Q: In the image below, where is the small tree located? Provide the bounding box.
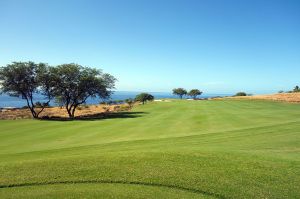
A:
[135,93,154,105]
[0,62,54,118]
[51,64,116,118]
[125,98,134,109]
[293,86,300,92]
[172,88,187,99]
[234,92,247,96]
[188,89,202,99]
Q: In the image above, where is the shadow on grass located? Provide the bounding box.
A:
[39,111,148,121]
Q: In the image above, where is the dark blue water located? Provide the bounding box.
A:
[0,91,229,108]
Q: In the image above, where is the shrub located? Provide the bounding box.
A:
[293,86,300,92]
[234,92,247,96]
[125,98,134,109]
[135,93,154,104]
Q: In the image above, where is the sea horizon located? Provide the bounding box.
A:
[0,91,231,108]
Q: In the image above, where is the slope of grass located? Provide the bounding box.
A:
[0,100,299,198]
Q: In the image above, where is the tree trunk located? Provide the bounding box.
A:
[65,97,89,119]
[67,110,73,118]
[66,104,73,118]
[66,103,77,119]
[68,109,74,118]
[36,100,50,118]
[24,97,38,118]
[29,107,38,118]
[71,105,77,118]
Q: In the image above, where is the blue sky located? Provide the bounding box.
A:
[0,0,299,94]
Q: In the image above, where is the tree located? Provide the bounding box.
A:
[125,98,134,109]
[172,88,187,99]
[51,64,116,118]
[135,93,154,105]
[188,89,202,99]
[234,92,247,96]
[293,86,300,92]
[0,62,54,118]
[35,63,56,114]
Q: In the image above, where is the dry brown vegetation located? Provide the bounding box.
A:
[0,104,130,120]
[228,92,300,103]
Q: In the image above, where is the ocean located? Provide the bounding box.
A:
[0,91,229,108]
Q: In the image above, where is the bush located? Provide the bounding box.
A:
[135,93,154,104]
[234,92,247,96]
[35,102,43,108]
[34,102,51,108]
[293,86,300,92]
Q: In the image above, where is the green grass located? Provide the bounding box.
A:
[0,100,299,198]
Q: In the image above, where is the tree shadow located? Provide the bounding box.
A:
[39,111,147,121]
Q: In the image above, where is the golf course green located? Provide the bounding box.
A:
[0,100,299,198]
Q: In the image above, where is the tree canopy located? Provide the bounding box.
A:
[0,62,116,119]
[188,89,202,99]
[50,63,116,118]
[0,62,55,118]
[172,88,187,99]
[135,93,154,104]
[234,92,247,96]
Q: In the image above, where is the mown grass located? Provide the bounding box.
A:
[0,100,299,198]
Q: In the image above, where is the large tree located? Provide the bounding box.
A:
[172,88,187,99]
[135,93,154,105]
[188,89,202,99]
[0,62,54,118]
[51,64,116,118]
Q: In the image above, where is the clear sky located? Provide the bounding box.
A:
[0,0,299,94]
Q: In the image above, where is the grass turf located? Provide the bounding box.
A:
[0,100,299,198]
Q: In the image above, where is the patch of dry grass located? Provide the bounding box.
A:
[228,92,300,103]
[0,104,130,120]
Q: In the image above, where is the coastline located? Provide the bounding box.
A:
[0,92,230,108]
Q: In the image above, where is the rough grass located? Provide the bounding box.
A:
[0,100,299,198]
[0,104,129,120]
[228,92,300,103]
